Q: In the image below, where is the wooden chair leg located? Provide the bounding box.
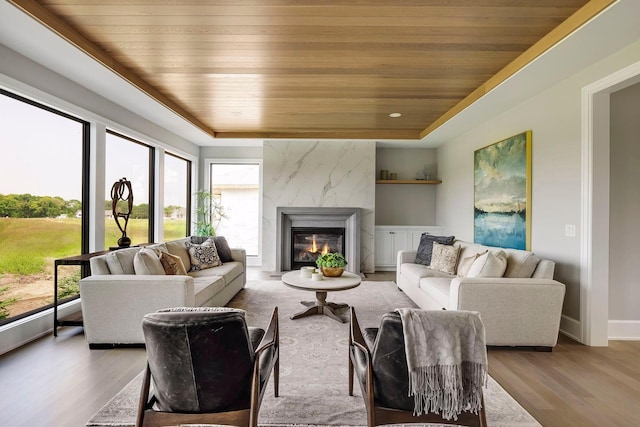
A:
[348,351,354,396]
[274,350,280,397]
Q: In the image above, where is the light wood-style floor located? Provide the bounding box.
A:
[1,269,638,427]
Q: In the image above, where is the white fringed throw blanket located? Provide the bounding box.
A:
[395,308,488,420]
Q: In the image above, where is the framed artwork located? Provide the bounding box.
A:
[474,131,531,250]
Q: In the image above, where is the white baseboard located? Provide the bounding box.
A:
[560,314,582,342]
[608,320,640,340]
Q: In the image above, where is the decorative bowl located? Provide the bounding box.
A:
[321,267,344,277]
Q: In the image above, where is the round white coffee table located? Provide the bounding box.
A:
[281,270,361,323]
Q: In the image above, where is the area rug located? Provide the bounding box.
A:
[87,280,541,427]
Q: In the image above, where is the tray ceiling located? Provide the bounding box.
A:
[9,0,612,140]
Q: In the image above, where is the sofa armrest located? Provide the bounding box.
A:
[231,248,247,281]
[79,275,196,345]
[449,277,566,347]
[397,250,417,271]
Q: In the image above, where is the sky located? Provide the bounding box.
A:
[1,93,187,207]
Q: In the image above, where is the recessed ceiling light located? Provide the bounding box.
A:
[389,112,402,118]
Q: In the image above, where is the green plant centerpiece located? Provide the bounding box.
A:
[316,252,347,277]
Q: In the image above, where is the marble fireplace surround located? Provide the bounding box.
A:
[276,207,361,275]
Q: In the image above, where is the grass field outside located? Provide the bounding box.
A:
[0,217,187,320]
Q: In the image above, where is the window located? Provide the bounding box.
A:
[104,131,154,248]
[0,90,87,324]
[163,153,191,240]
[209,162,261,258]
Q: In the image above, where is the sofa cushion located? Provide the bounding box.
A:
[466,250,508,278]
[159,252,188,275]
[418,277,452,308]
[193,276,226,306]
[414,234,455,265]
[457,250,488,277]
[187,238,222,271]
[503,250,541,278]
[146,242,168,254]
[104,247,139,275]
[133,248,166,275]
[188,261,243,283]
[428,242,461,275]
[165,238,192,272]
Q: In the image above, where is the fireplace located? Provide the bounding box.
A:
[276,207,361,275]
[291,227,345,269]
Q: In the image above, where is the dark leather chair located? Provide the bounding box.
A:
[136,307,279,427]
[348,307,487,427]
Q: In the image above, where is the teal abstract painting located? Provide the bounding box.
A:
[474,131,531,250]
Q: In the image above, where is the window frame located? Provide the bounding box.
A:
[0,88,90,325]
[105,129,156,245]
[164,151,192,239]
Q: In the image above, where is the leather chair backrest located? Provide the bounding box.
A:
[370,312,414,411]
[142,310,255,413]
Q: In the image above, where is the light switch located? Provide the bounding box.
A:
[565,224,576,237]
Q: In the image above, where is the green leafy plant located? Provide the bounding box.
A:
[57,270,81,300]
[193,189,228,236]
[316,252,347,268]
[0,286,17,320]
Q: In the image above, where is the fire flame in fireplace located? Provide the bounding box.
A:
[308,235,330,255]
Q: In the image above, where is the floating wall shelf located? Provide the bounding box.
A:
[375,179,442,184]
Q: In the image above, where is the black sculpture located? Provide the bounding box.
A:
[111,177,133,249]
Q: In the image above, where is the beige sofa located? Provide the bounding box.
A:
[396,240,565,349]
[79,237,246,348]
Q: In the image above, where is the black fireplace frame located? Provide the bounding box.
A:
[290,227,346,270]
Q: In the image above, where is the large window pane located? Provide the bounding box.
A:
[105,131,152,248]
[163,153,190,240]
[0,91,85,323]
[210,163,260,257]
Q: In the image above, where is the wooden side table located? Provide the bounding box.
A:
[53,250,109,336]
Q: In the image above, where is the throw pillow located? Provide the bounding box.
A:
[415,233,456,266]
[457,250,489,277]
[428,242,461,275]
[159,252,188,275]
[466,250,508,278]
[187,238,221,271]
[213,236,234,263]
[133,248,166,275]
[190,235,234,263]
[503,251,541,278]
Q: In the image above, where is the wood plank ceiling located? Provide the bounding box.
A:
[10,0,611,141]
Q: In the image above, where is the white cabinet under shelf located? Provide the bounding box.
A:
[374,226,444,271]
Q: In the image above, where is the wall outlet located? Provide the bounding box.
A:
[565,224,576,237]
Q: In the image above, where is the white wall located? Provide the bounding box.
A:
[262,140,376,273]
[436,39,640,331]
[609,81,640,322]
[375,148,438,226]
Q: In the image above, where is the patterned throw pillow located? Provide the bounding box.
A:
[159,252,188,275]
[190,235,234,263]
[428,242,461,275]
[186,238,221,271]
[415,233,456,265]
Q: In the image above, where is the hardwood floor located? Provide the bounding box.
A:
[0,269,638,427]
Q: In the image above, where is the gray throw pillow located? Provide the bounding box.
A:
[190,235,234,263]
[415,233,455,266]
